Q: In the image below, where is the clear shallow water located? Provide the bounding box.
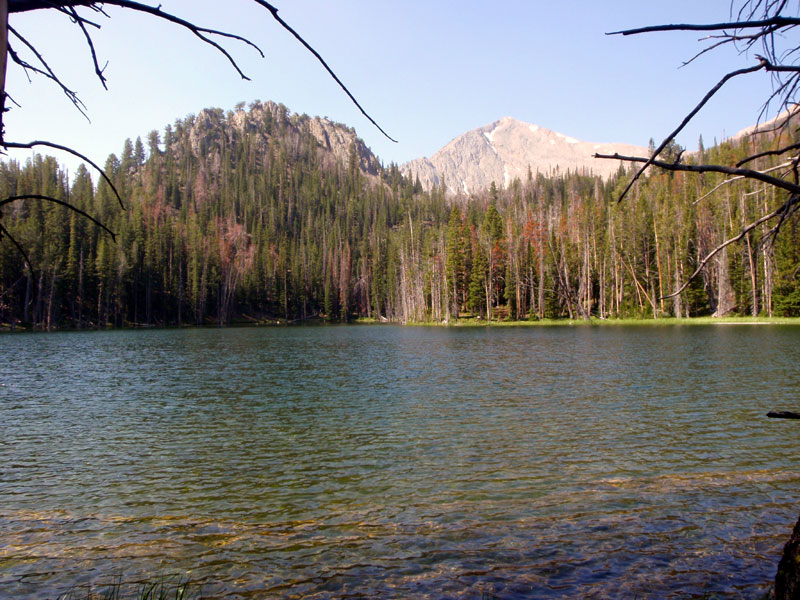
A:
[1,324,800,599]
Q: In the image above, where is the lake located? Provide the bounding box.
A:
[2,324,800,598]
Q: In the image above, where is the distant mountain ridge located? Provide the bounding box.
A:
[401,117,648,194]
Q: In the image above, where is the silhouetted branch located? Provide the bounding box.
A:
[7,25,89,117]
[660,194,800,299]
[65,5,107,90]
[693,156,800,203]
[608,17,800,36]
[737,142,800,166]
[6,1,395,141]
[3,140,124,209]
[0,194,117,240]
[0,221,34,274]
[250,0,398,143]
[595,152,800,195]
[611,61,768,203]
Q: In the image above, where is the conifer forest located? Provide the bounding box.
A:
[1,100,799,329]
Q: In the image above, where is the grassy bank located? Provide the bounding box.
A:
[355,315,800,327]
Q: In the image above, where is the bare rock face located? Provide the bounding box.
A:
[776,513,800,600]
[402,116,647,194]
[308,116,380,176]
[182,101,379,178]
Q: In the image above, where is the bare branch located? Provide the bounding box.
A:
[596,149,800,195]
[66,5,107,89]
[7,0,396,142]
[0,194,117,240]
[691,156,800,203]
[7,26,89,118]
[608,16,800,36]
[3,140,124,209]
[250,0,398,143]
[662,194,800,299]
[0,221,34,275]
[737,142,800,166]
[614,60,768,203]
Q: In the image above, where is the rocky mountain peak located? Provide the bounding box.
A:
[181,101,380,177]
[402,117,647,194]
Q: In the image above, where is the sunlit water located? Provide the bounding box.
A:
[2,324,800,599]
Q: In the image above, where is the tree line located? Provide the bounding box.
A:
[0,100,798,329]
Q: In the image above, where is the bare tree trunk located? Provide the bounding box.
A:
[713,246,736,317]
[673,254,683,318]
[654,223,665,315]
[745,231,758,316]
[23,271,31,323]
[46,266,56,330]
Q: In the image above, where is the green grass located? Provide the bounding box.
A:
[354,315,800,327]
[57,578,195,600]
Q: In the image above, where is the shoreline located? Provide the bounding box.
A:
[4,315,800,333]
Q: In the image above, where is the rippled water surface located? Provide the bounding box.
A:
[2,324,800,598]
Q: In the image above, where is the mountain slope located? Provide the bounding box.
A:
[402,117,647,194]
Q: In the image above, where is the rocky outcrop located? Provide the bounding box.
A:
[182,101,380,178]
[401,116,648,194]
[776,513,800,599]
[307,116,380,176]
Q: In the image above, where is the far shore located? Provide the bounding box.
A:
[4,315,800,332]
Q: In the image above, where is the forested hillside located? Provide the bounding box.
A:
[0,100,798,329]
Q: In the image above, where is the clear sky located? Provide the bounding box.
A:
[4,1,780,178]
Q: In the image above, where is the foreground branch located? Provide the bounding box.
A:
[0,194,117,240]
[595,152,800,196]
[609,16,800,36]
[0,221,33,273]
[665,195,799,299]
[3,140,125,209]
[612,60,768,203]
[7,0,396,142]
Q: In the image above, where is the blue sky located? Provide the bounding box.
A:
[4,1,779,177]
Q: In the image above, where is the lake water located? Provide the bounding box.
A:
[2,324,800,599]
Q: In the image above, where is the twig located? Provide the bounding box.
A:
[595,152,800,196]
[661,194,800,299]
[0,194,117,240]
[737,142,800,166]
[7,0,396,141]
[4,140,124,209]
[66,5,107,89]
[250,0,397,142]
[691,156,800,204]
[612,60,768,203]
[608,16,800,36]
[8,26,89,118]
[0,221,34,275]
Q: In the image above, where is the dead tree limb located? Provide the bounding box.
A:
[610,60,768,203]
[5,0,396,142]
[594,152,800,196]
[0,194,117,239]
[0,221,32,273]
[767,411,800,419]
[3,140,124,208]
[662,194,799,299]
